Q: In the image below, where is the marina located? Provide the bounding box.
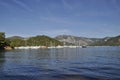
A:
[14,46,83,49]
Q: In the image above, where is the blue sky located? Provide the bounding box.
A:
[0,0,120,38]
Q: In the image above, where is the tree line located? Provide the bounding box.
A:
[10,35,63,47]
[0,32,63,49]
[0,32,10,50]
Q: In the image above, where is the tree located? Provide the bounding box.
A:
[27,35,63,46]
[10,38,25,47]
[0,32,5,49]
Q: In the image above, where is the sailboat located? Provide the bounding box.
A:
[82,45,87,48]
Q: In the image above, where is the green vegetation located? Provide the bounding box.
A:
[26,35,63,46]
[92,36,120,46]
[0,32,120,49]
[0,33,63,49]
[0,32,11,50]
[104,36,120,46]
[9,35,63,47]
[0,32,5,49]
[10,38,25,47]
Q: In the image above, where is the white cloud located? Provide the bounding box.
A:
[13,0,32,12]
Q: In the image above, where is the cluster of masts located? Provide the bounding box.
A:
[15,36,87,49]
[15,45,86,49]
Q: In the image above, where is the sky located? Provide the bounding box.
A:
[0,0,120,38]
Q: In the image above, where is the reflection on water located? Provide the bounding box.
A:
[0,46,120,80]
[0,51,5,64]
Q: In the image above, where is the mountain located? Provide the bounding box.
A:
[55,35,102,46]
[89,35,120,46]
[55,35,120,46]
[6,35,120,47]
[26,35,63,46]
[105,35,120,46]
[8,35,63,47]
[7,36,25,40]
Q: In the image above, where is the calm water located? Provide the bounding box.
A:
[0,46,120,80]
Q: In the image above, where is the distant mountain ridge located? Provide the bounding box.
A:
[7,36,25,40]
[93,35,120,46]
[55,35,102,46]
[106,35,120,46]
[7,34,120,46]
[55,35,120,46]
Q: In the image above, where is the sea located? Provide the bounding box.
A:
[0,46,120,80]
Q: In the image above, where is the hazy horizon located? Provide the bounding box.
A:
[1,0,120,38]
[6,33,119,39]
